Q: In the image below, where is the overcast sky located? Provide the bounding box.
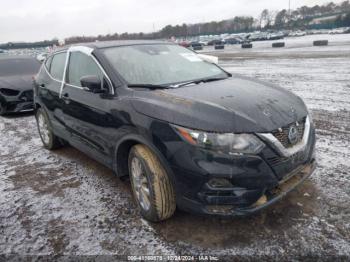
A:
[0,0,344,42]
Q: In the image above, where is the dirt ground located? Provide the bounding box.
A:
[1,35,350,260]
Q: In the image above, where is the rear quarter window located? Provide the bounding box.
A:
[45,56,53,71]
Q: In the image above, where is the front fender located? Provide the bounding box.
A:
[113,133,178,193]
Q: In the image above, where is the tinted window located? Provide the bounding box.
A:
[0,57,40,77]
[67,52,103,87]
[50,52,67,80]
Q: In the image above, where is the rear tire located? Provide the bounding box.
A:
[128,144,176,222]
[35,108,63,150]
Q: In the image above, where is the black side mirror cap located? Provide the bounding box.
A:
[80,75,104,93]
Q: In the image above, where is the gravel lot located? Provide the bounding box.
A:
[1,35,349,260]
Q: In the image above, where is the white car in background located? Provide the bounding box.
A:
[289,30,307,37]
[329,27,350,34]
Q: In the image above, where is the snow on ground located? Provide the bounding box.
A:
[0,34,349,260]
[0,115,174,256]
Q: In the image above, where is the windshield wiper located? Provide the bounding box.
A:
[171,77,227,88]
[128,84,170,90]
[128,77,227,89]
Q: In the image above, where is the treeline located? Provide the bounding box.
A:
[272,1,350,29]
[0,40,59,50]
[64,1,350,44]
[333,12,350,27]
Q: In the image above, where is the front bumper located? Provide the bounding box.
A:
[1,89,34,113]
[161,123,316,217]
[225,160,316,216]
[2,96,34,113]
[177,159,316,216]
[4,100,34,113]
[151,118,316,217]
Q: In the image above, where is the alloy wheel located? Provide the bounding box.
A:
[130,157,151,211]
[37,112,50,145]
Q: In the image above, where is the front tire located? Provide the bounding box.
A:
[35,108,62,150]
[128,144,176,222]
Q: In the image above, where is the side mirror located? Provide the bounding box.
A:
[80,75,104,93]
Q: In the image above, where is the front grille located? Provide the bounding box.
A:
[0,88,20,96]
[265,150,309,180]
[19,90,34,101]
[271,117,306,148]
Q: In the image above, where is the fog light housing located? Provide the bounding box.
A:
[207,178,233,189]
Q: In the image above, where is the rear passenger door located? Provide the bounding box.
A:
[61,51,114,167]
[38,51,69,139]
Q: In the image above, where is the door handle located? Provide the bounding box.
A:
[62,93,70,103]
[39,84,45,88]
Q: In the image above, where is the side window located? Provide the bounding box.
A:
[45,56,53,71]
[67,51,104,87]
[50,52,67,80]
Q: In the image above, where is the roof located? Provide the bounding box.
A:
[81,40,172,49]
[49,40,175,55]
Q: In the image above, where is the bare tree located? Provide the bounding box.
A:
[259,9,270,29]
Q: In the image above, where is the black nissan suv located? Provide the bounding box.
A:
[33,41,316,222]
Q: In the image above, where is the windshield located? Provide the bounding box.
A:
[0,57,40,77]
[102,44,227,86]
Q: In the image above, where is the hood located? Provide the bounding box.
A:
[130,75,308,133]
[0,75,33,91]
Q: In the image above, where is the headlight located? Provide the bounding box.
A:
[173,125,265,154]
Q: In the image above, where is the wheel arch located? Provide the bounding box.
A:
[113,134,177,189]
[33,98,44,113]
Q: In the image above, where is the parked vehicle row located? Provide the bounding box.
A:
[246,31,284,41]
[180,37,242,50]
[328,27,350,34]
[175,26,350,47]
[288,30,307,37]
[175,31,285,46]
